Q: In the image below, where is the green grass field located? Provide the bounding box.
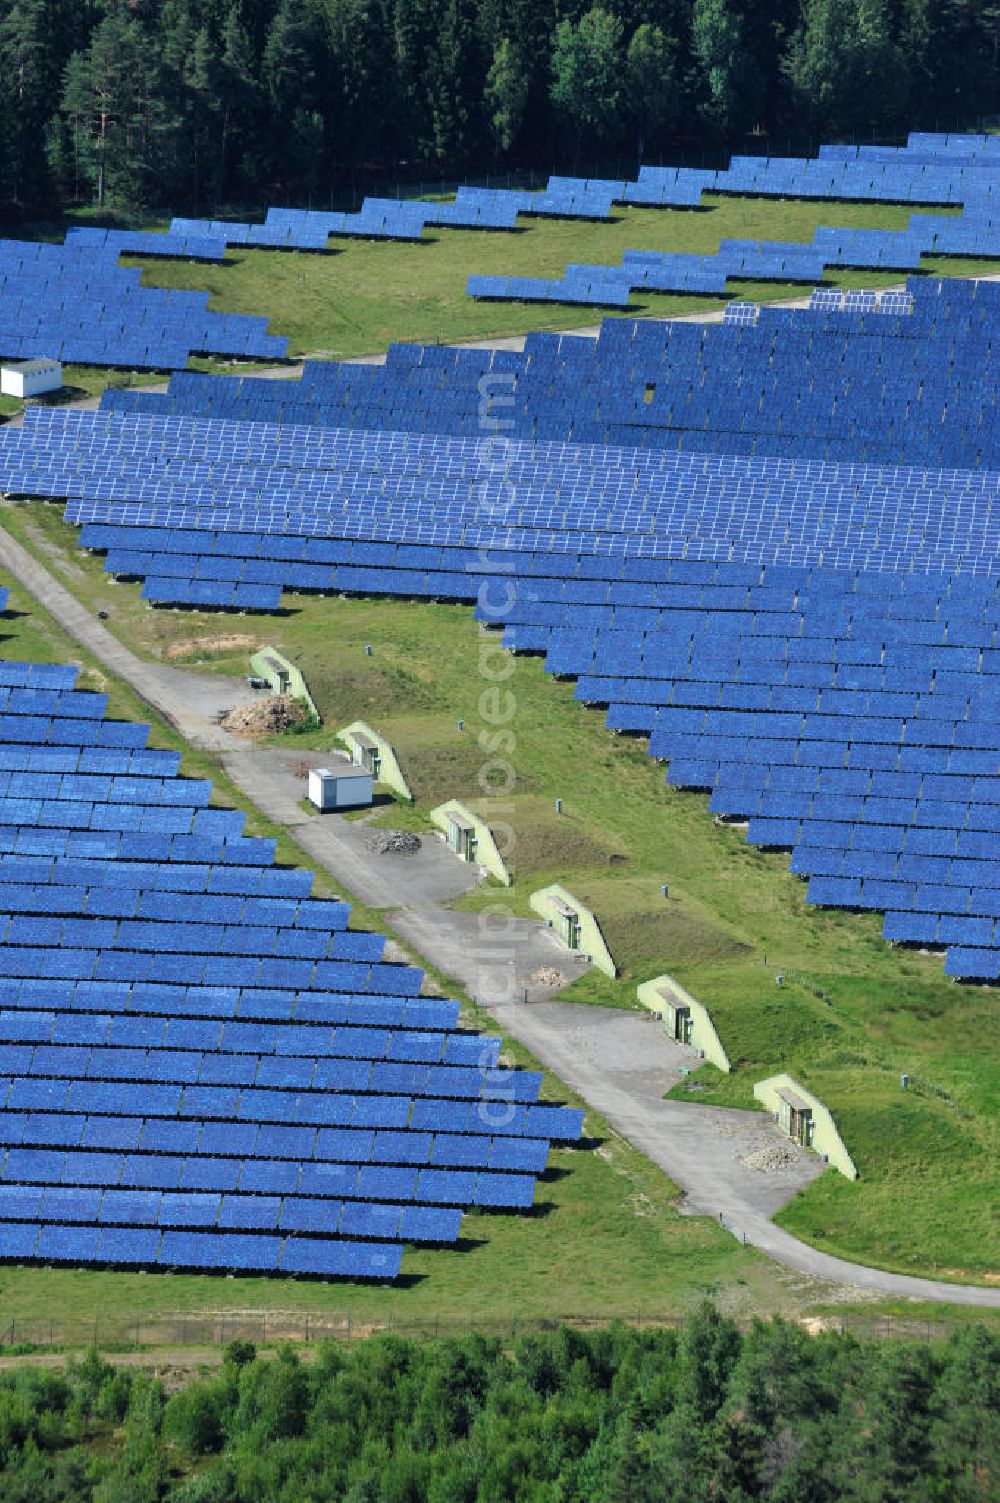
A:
[2,503,998,1289]
[112,194,969,360]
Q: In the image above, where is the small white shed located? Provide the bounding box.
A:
[308,763,373,811]
[1,359,63,398]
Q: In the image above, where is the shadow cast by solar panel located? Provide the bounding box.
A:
[567,1134,605,1155]
[146,601,301,619]
[441,223,533,235]
[533,1164,574,1184]
[463,1200,558,1220]
[435,1234,489,1254]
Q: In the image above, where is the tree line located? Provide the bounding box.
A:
[0,1306,996,1500]
[0,0,997,216]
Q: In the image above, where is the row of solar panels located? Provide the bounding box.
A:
[0,1223,402,1277]
[106,553,1000,631]
[71,522,1000,601]
[466,210,996,307]
[0,1010,491,1063]
[0,978,456,1031]
[0,1145,538,1210]
[0,1100,550,1172]
[62,494,1000,589]
[0,1040,532,1099]
[0,881,349,932]
[68,509,1000,585]
[0,1070,572,1141]
[147,133,1000,259]
[0,1186,455,1241]
[0,948,423,1000]
[12,409,1000,580]
[0,1114,550,1180]
[30,353,1000,455]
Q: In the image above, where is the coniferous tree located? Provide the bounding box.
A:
[262,0,327,187]
[0,0,54,204]
[484,36,527,158]
[323,0,395,172]
[217,4,261,198]
[425,0,478,167]
[0,0,992,214]
[61,5,154,207]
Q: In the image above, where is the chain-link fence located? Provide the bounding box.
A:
[0,1307,969,1355]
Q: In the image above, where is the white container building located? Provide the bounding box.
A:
[1,359,63,398]
[308,763,373,811]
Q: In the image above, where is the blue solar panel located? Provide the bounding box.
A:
[98,1226,161,1262]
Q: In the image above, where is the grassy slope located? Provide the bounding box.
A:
[0,562,799,1336]
[3,506,997,1287]
[112,195,962,359]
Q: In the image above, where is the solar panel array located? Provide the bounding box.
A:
[0,648,584,1274]
[0,238,285,370]
[467,218,974,308]
[466,132,1000,307]
[169,191,533,250]
[102,275,1000,470]
[2,281,1000,985]
[154,132,1000,263]
[63,227,227,263]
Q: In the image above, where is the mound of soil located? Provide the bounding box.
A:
[165,632,257,661]
[364,830,422,856]
[220,694,307,738]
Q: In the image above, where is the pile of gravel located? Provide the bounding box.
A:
[528,965,568,989]
[738,1143,801,1173]
[364,829,422,856]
